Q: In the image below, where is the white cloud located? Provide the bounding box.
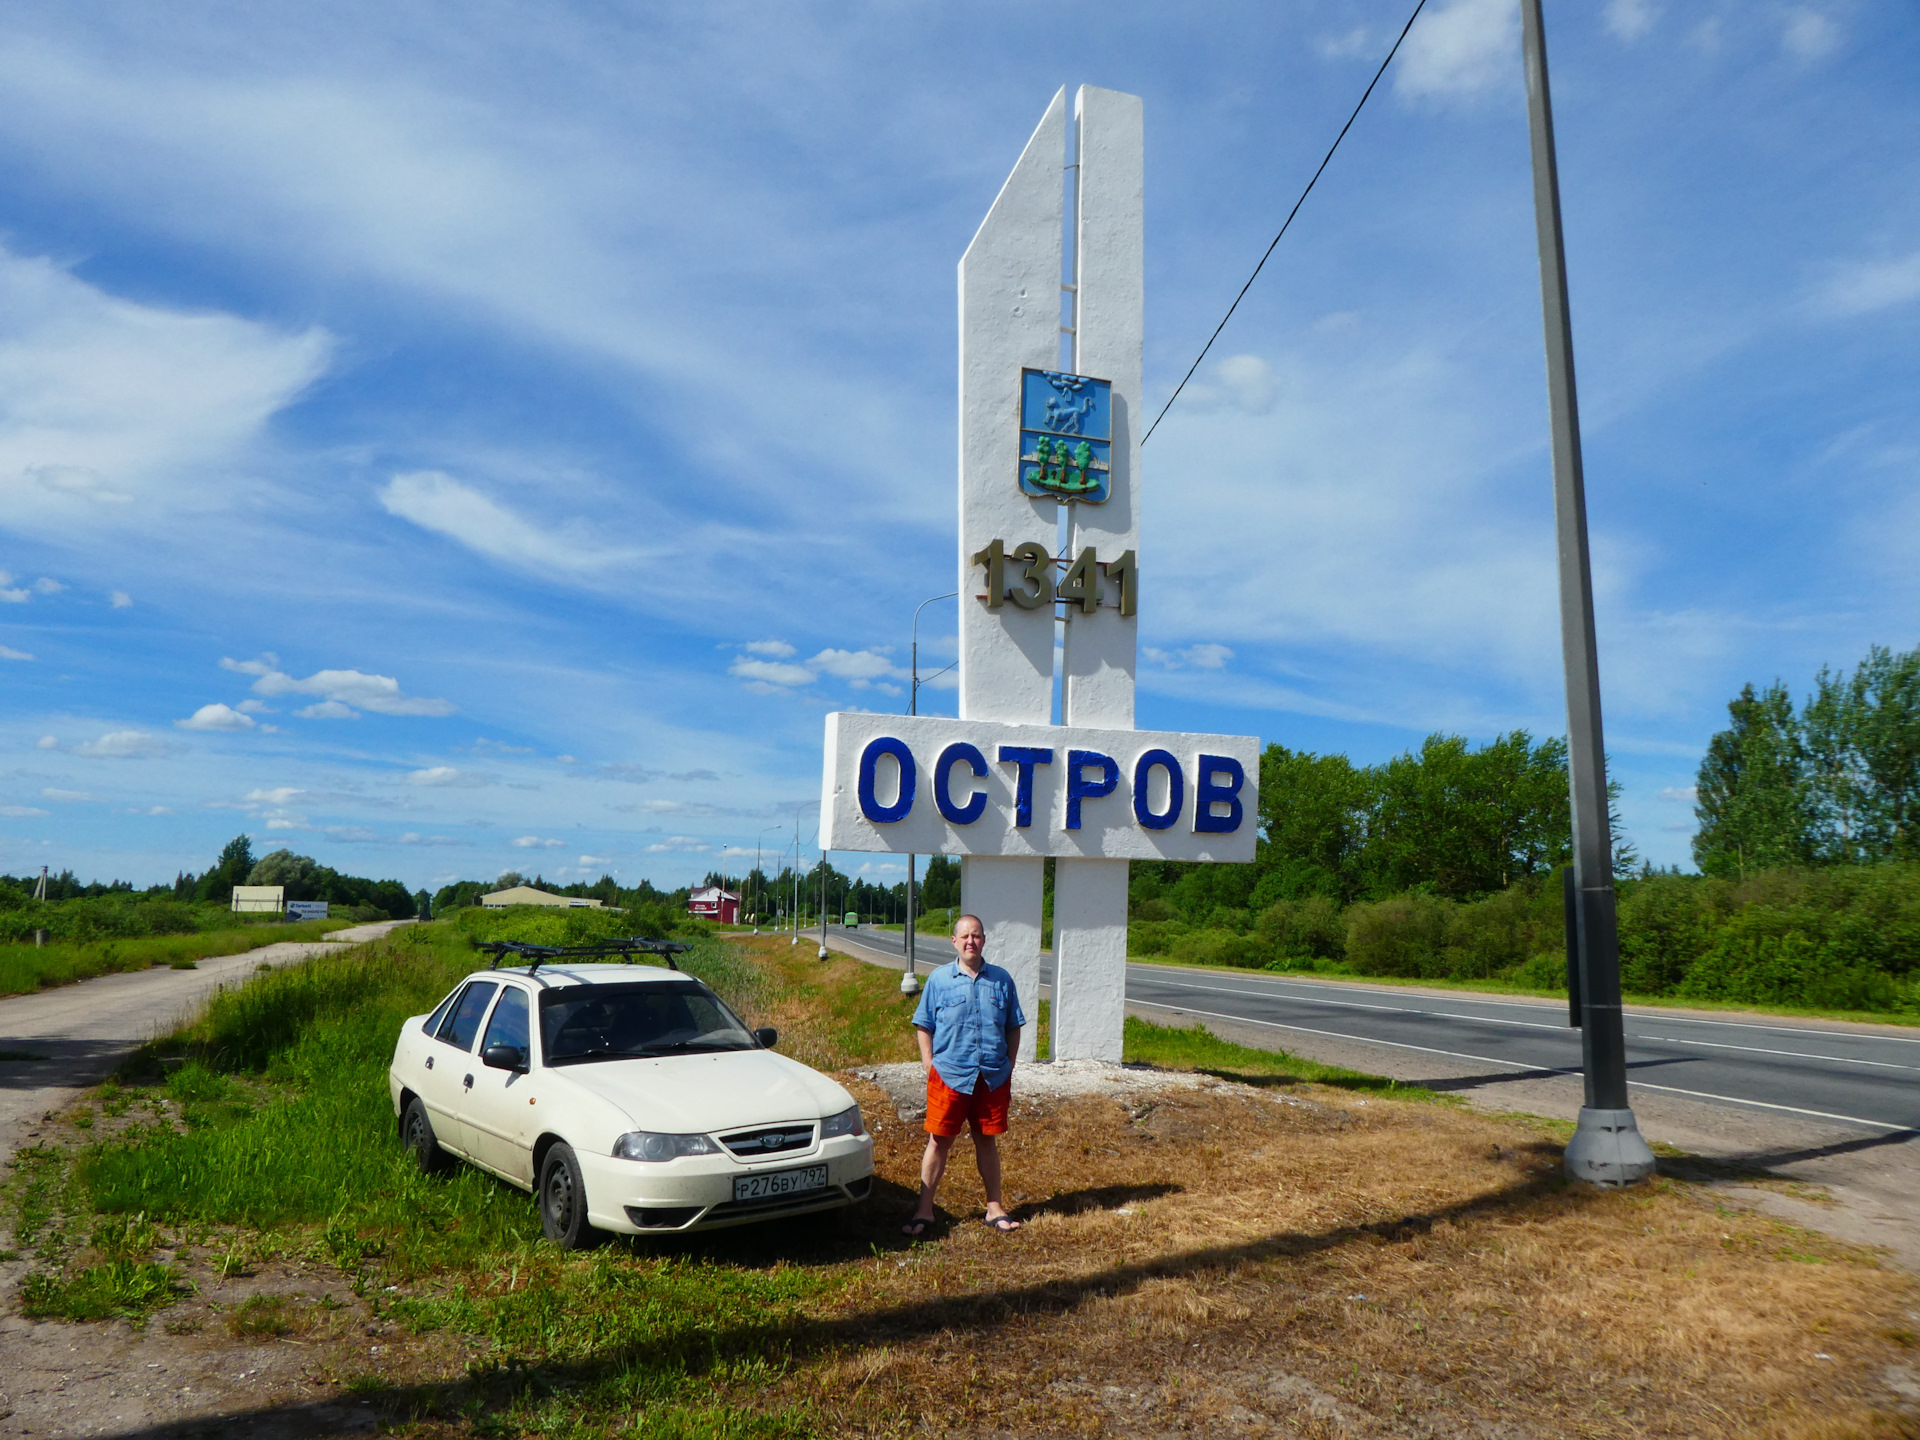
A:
[1395,0,1518,102]
[728,645,903,694]
[109,590,132,608]
[41,787,96,802]
[1659,785,1698,803]
[296,699,359,719]
[513,835,563,848]
[35,734,56,749]
[125,805,173,816]
[379,470,639,576]
[236,699,272,714]
[0,643,31,661]
[72,729,168,758]
[176,702,256,732]
[729,657,816,688]
[1176,355,1278,416]
[1817,252,1920,318]
[0,247,329,529]
[1782,8,1839,59]
[243,787,305,805]
[0,580,27,603]
[31,576,62,594]
[1604,0,1659,41]
[743,639,796,658]
[646,835,710,853]
[578,854,609,866]
[397,832,463,846]
[0,804,48,817]
[222,655,454,716]
[407,765,488,787]
[1319,26,1374,59]
[1144,643,1234,671]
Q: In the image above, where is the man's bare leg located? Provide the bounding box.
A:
[910,1132,958,1224]
[974,1133,1019,1229]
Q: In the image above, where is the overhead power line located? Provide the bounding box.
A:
[1142,0,1431,445]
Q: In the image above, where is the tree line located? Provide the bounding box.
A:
[1694,644,1920,877]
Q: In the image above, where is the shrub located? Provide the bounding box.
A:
[1256,896,1345,962]
[1345,894,1453,978]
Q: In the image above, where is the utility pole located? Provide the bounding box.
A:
[818,855,829,960]
[1522,0,1654,1186]
[901,590,954,996]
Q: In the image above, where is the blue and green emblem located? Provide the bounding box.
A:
[1019,368,1111,503]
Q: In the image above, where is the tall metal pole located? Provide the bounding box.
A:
[901,590,955,996]
[1522,0,1653,1186]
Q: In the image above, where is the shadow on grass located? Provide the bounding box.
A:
[79,1160,1579,1440]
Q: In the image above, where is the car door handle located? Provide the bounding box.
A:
[424,1055,434,1070]
[463,1074,474,1089]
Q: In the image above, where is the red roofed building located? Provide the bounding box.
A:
[687,885,741,925]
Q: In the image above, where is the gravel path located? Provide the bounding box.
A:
[0,921,411,1169]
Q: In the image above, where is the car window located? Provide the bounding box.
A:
[421,985,462,1036]
[539,982,755,1065]
[436,981,499,1052]
[481,987,530,1056]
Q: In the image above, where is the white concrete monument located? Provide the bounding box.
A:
[822,85,1258,1063]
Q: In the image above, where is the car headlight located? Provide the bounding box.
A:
[820,1104,865,1139]
[612,1131,720,1162]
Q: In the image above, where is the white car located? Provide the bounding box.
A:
[387,955,875,1246]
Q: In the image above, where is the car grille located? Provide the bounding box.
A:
[719,1123,815,1159]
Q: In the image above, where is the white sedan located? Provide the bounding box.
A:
[387,960,875,1246]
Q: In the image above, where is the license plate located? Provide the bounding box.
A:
[733,1164,829,1201]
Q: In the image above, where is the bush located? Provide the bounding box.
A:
[1256,896,1346,962]
[1345,894,1453,978]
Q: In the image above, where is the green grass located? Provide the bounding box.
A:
[0,918,356,999]
[31,918,852,1436]
[19,1261,187,1324]
[1120,1014,1444,1099]
[1126,951,1920,1028]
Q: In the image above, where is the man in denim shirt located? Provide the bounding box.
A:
[902,913,1027,1236]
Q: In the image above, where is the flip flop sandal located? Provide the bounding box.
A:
[900,1217,935,1238]
[985,1215,1021,1234]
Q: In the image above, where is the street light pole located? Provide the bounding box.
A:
[903,590,957,996]
[1521,0,1654,1187]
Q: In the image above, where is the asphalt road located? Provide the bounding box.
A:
[815,924,1920,1133]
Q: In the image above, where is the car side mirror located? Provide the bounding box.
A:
[753,1027,778,1049]
[482,1043,526,1072]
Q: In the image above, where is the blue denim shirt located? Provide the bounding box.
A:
[912,960,1027,1094]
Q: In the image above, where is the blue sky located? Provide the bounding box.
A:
[1,0,1915,892]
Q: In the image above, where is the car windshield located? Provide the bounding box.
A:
[538,981,756,1064]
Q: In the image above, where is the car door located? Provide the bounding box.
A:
[421,979,498,1157]
[460,984,536,1184]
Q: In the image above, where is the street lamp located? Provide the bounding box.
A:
[753,823,781,932]
[903,590,957,996]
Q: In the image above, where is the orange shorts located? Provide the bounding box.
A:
[925,1069,1012,1137]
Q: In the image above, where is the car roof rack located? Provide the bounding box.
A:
[473,938,692,973]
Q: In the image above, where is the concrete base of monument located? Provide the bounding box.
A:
[854,1058,1265,1126]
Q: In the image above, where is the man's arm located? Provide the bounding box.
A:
[916,1024,934,1069]
[1004,1024,1020,1073]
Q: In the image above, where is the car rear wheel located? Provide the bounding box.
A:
[403,1097,453,1176]
[539,1142,597,1249]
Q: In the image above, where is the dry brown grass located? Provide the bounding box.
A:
[776,1077,1920,1439]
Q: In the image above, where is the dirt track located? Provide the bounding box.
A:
[0,922,411,1171]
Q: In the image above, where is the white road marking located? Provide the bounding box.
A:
[1126,972,1917,1066]
[1129,1000,1910,1133]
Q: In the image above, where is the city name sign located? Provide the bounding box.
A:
[820,712,1258,863]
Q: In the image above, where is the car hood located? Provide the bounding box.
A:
[552,1048,855,1134]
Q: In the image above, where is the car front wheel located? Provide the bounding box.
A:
[403,1097,452,1176]
[539,1142,597,1249]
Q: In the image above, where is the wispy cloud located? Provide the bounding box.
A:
[222,655,454,717]
[72,730,168,759]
